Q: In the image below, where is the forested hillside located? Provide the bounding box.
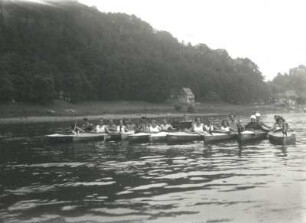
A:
[0,0,269,104]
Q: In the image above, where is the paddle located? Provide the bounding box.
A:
[208,124,213,136]
[282,122,287,138]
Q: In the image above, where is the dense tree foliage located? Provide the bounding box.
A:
[269,65,306,100]
[0,0,269,104]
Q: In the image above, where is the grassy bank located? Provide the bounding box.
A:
[0,100,283,124]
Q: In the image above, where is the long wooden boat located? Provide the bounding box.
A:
[105,131,135,142]
[149,132,168,143]
[166,132,204,144]
[46,133,107,143]
[128,132,151,143]
[204,132,238,144]
[237,130,267,144]
[121,131,135,140]
[268,132,296,145]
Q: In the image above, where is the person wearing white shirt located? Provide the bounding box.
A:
[220,120,230,132]
[117,119,128,133]
[149,119,161,133]
[204,118,215,132]
[160,119,173,131]
[95,119,107,133]
[191,117,205,133]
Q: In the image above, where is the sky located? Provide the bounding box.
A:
[77,0,306,80]
[23,0,306,80]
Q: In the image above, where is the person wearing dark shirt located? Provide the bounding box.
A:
[244,115,268,132]
[80,118,94,132]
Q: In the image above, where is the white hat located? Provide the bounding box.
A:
[255,112,261,117]
[250,115,256,120]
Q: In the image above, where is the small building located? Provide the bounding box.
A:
[177,88,195,105]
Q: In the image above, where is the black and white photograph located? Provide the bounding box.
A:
[0,0,305,222]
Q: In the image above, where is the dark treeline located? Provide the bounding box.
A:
[0,0,270,104]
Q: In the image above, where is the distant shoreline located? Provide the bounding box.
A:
[0,100,285,124]
[0,112,224,124]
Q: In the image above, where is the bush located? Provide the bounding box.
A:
[174,103,183,112]
[187,104,196,113]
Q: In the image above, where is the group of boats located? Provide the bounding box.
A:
[46,129,296,146]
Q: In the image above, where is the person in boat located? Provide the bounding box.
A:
[126,119,136,131]
[255,112,271,131]
[149,119,161,133]
[220,120,230,132]
[105,119,118,133]
[272,116,289,133]
[228,113,242,132]
[135,118,150,133]
[244,115,269,132]
[178,114,193,130]
[71,124,82,134]
[117,119,128,133]
[160,119,174,131]
[204,118,215,133]
[80,118,94,132]
[95,118,107,133]
[273,115,281,124]
[190,117,206,133]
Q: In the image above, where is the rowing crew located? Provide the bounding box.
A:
[71,112,290,135]
[72,118,175,134]
[190,112,291,134]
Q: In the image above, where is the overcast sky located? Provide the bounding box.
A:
[77,0,306,80]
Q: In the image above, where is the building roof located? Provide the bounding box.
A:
[180,88,194,96]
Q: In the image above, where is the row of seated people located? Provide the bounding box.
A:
[189,112,288,133]
[74,115,237,134]
[74,118,174,134]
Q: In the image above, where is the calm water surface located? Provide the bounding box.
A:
[0,113,306,223]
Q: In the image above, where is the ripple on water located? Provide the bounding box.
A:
[1,114,306,223]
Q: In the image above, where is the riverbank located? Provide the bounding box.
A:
[0,100,284,124]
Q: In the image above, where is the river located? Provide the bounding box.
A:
[0,113,306,223]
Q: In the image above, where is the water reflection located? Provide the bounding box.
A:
[0,113,306,223]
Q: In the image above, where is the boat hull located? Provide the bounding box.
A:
[105,131,135,142]
[46,133,107,143]
[128,133,151,143]
[149,132,168,143]
[166,132,204,144]
[204,132,237,144]
[237,131,267,143]
[268,132,296,145]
